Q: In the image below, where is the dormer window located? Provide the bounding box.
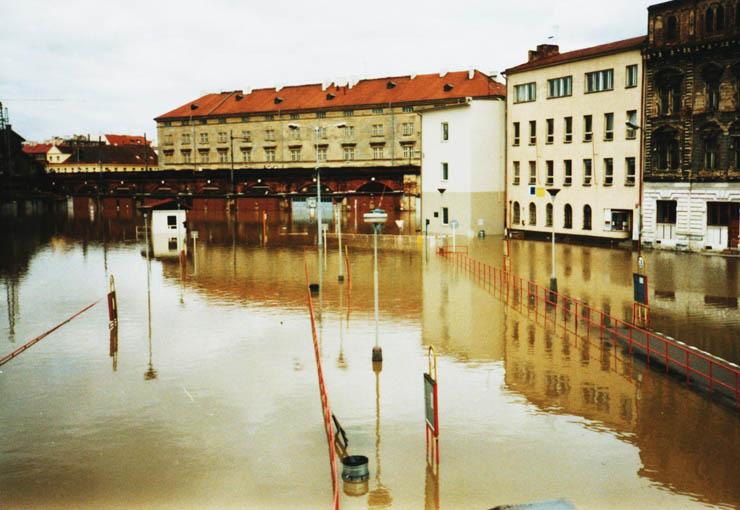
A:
[274,96,283,104]
[386,81,396,89]
[326,93,335,100]
[443,83,454,92]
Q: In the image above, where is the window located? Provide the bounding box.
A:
[704,136,719,169]
[167,215,177,227]
[583,159,593,186]
[564,160,572,186]
[290,113,299,120]
[343,125,354,138]
[343,146,355,161]
[732,122,740,168]
[290,127,301,140]
[265,148,276,162]
[241,130,252,142]
[217,132,228,143]
[290,148,301,161]
[218,149,229,163]
[317,146,327,161]
[198,149,209,163]
[164,134,173,145]
[656,200,677,224]
[344,110,354,117]
[442,122,449,141]
[513,161,520,185]
[656,69,683,115]
[546,203,553,227]
[705,4,725,33]
[442,162,449,180]
[181,133,190,144]
[265,129,275,141]
[372,124,384,136]
[666,15,678,41]
[546,160,554,186]
[318,127,328,139]
[564,117,573,143]
[512,202,521,225]
[512,122,520,146]
[564,204,573,229]
[626,111,637,139]
[181,149,191,163]
[442,207,449,224]
[546,119,554,144]
[199,132,208,144]
[604,113,614,141]
[529,203,537,225]
[529,120,537,145]
[604,158,614,185]
[372,145,384,160]
[372,108,384,114]
[528,161,537,185]
[707,202,731,226]
[402,144,415,158]
[402,106,414,112]
[514,82,537,103]
[583,205,592,230]
[583,115,593,142]
[317,112,326,119]
[654,129,680,171]
[625,157,636,186]
[265,114,274,121]
[547,76,572,98]
[585,69,614,93]
[626,65,639,88]
[402,122,414,136]
[702,64,722,112]
[241,148,251,162]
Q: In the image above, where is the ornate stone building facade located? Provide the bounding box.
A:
[643,0,740,251]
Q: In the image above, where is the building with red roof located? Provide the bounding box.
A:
[154,69,504,200]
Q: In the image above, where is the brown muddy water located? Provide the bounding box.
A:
[1,208,739,509]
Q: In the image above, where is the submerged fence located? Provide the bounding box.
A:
[302,252,340,510]
[439,247,740,408]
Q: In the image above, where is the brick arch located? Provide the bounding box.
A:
[355,180,395,194]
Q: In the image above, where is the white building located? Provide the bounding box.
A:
[420,97,507,238]
[505,37,645,244]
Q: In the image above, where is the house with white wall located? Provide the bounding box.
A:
[420,96,507,238]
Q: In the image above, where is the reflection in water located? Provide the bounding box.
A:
[1,209,739,509]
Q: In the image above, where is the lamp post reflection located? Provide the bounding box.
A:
[368,359,391,508]
[144,213,157,381]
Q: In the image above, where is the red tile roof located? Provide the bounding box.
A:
[506,36,647,75]
[54,143,158,165]
[22,143,53,154]
[105,134,150,146]
[155,70,505,121]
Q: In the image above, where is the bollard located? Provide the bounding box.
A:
[372,346,383,363]
[309,283,320,294]
[107,275,118,328]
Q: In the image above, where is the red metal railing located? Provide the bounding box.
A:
[439,247,740,407]
[303,252,340,510]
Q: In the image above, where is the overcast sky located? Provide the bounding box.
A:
[1,0,652,142]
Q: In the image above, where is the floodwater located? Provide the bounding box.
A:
[1,206,739,509]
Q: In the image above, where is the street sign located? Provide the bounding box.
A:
[424,373,438,433]
[633,273,649,305]
[638,255,645,272]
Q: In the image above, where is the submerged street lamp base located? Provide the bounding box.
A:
[372,346,383,363]
[338,275,345,283]
[549,277,558,293]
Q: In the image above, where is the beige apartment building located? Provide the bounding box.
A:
[505,37,645,243]
[154,71,505,195]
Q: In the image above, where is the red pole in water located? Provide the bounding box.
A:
[107,275,118,328]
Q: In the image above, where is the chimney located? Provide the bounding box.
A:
[528,44,560,62]
[467,69,475,79]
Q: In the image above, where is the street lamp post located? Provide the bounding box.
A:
[288,122,346,247]
[546,188,560,294]
[364,208,388,364]
[336,204,344,282]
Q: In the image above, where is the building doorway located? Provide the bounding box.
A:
[706,202,739,249]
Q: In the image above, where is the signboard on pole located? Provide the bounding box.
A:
[633,273,648,305]
[424,373,438,434]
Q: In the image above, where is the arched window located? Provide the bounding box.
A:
[653,126,681,171]
[666,15,678,41]
[698,122,722,170]
[717,4,725,29]
[655,68,683,115]
[702,63,723,111]
[564,204,573,229]
[528,202,537,225]
[706,3,725,32]
[583,205,592,230]
[512,201,521,225]
[732,62,740,109]
[706,6,715,32]
[546,203,553,227]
